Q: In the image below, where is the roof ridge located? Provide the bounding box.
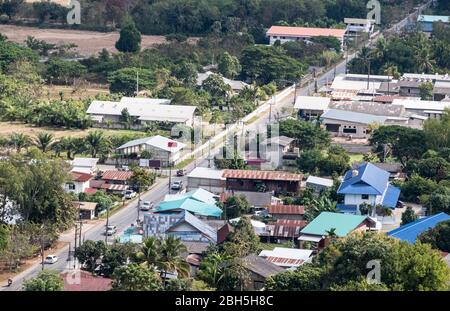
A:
[390,213,448,236]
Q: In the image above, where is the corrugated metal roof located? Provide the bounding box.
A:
[268,204,305,215]
[306,176,334,187]
[300,212,371,237]
[267,26,346,38]
[101,170,133,181]
[338,163,390,195]
[294,96,331,110]
[388,213,450,244]
[117,135,186,153]
[381,184,401,208]
[265,256,304,267]
[321,109,388,125]
[71,171,93,182]
[187,167,225,180]
[169,211,217,243]
[100,184,128,191]
[155,197,223,218]
[223,169,303,181]
[242,254,284,278]
[418,15,450,23]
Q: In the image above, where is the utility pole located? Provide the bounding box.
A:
[73,223,77,269]
[105,204,110,244]
[208,140,212,168]
[137,182,141,222]
[136,70,139,95]
[269,95,274,122]
[78,203,82,250]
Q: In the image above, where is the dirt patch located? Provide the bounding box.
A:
[45,84,110,100]
[0,24,168,56]
[0,122,88,138]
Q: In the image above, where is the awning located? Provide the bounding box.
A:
[298,234,323,242]
[100,184,129,191]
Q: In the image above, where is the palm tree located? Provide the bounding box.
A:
[85,130,108,158]
[325,228,337,239]
[159,236,190,286]
[382,64,400,95]
[373,37,387,61]
[35,132,54,152]
[138,237,161,268]
[414,47,435,73]
[358,46,374,89]
[9,133,31,153]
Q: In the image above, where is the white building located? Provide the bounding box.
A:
[186,167,226,193]
[86,97,197,128]
[266,25,346,49]
[344,18,375,34]
[306,176,334,193]
[71,157,99,174]
[392,99,450,119]
[65,171,93,195]
[294,96,331,119]
[117,135,186,166]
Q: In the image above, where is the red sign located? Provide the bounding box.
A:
[168,141,177,148]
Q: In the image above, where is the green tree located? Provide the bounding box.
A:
[158,236,190,285]
[112,264,162,291]
[23,270,64,291]
[330,278,389,291]
[46,58,87,85]
[8,133,31,153]
[34,132,54,153]
[100,243,137,277]
[401,206,418,225]
[279,119,330,150]
[201,73,231,101]
[108,67,154,96]
[418,220,450,252]
[220,195,250,219]
[85,130,110,158]
[74,240,107,273]
[265,264,324,291]
[115,18,142,53]
[419,82,434,100]
[218,52,241,79]
[129,166,156,192]
[173,61,197,87]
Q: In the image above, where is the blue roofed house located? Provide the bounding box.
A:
[417,15,449,33]
[337,163,401,216]
[388,212,450,244]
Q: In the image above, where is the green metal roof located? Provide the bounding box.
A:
[154,197,222,218]
[300,212,369,237]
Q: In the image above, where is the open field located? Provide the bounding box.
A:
[0,24,170,56]
[44,84,110,100]
[0,122,150,139]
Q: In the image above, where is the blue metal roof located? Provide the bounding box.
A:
[388,212,450,244]
[418,15,450,23]
[336,204,358,214]
[382,184,400,208]
[338,163,390,195]
[154,197,223,218]
[169,211,217,243]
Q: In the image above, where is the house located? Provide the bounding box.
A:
[98,170,133,194]
[266,26,346,49]
[337,163,401,215]
[388,212,450,244]
[330,74,394,93]
[71,157,99,174]
[153,196,223,218]
[197,71,249,94]
[65,171,94,194]
[86,97,197,128]
[397,73,450,97]
[241,254,284,290]
[352,162,403,180]
[344,18,375,35]
[260,136,299,169]
[220,190,275,208]
[223,169,303,195]
[143,211,220,243]
[298,212,377,250]
[117,135,186,167]
[72,201,97,220]
[433,81,450,101]
[306,176,334,193]
[61,270,112,291]
[229,217,267,236]
[294,96,331,120]
[164,188,218,206]
[261,219,307,244]
[187,167,226,193]
[268,204,305,221]
[417,15,449,33]
[392,99,450,119]
[259,247,313,269]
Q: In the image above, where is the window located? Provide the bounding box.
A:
[281,36,286,39]
[362,194,369,200]
[343,128,357,134]
[67,183,75,190]
[273,36,278,39]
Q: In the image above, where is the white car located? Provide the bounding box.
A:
[171,181,183,191]
[123,190,137,199]
[44,255,58,264]
[105,225,117,236]
[140,201,153,211]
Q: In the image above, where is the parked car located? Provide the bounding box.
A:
[139,201,153,211]
[171,180,183,190]
[105,225,117,236]
[44,255,58,264]
[176,169,186,176]
[124,190,137,199]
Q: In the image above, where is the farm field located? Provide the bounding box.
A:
[0,24,169,56]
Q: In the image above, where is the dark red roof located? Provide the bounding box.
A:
[268,204,305,215]
[71,171,93,183]
[84,188,97,194]
[263,219,307,238]
[101,170,133,181]
[89,179,105,189]
[217,223,233,244]
[223,169,303,181]
[61,270,112,291]
[266,256,304,266]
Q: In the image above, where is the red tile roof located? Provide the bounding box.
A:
[223,169,303,181]
[267,26,346,39]
[89,179,105,189]
[71,171,93,183]
[84,188,97,194]
[101,170,133,181]
[268,204,305,215]
[61,270,112,291]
